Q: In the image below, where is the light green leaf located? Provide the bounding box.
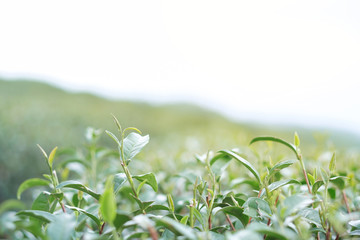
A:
[100,176,117,224]
[66,205,101,227]
[0,199,26,215]
[156,217,196,239]
[294,132,300,148]
[114,173,127,194]
[17,178,50,199]
[267,179,300,193]
[219,150,261,184]
[105,130,121,147]
[56,180,100,200]
[268,159,297,178]
[329,152,336,172]
[180,215,189,225]
[136,179,148,196]
[48,146,58,169]
[46,213,76,240]
[250,136,298,158]
[133,172,158,192]
[167,194,175,212]
[123,132,149,161]
[283,194,313,216]
[243,197,271,219]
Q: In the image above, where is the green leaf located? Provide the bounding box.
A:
[48,146,58,169]
[243,197,271,219]
[105,130,121,147]
[283,194,313,216]
[228,230,262,240]
[268,159,297,178]
[330,176,346,190]
[298,208,322,227]
[307,173,315,186]
[113,211,132,230]
[123,132,149,161]
[312,181,324,194]
[133,204,169,215]
[220,206,248,227]
[156,217,196,239]
[65,205,101,227]
[17,178,50,199]
[250,136,298,158]
[130,194,154,211]
[294,132,300,148]
[248,222,290,240]
[180,215,189,225]
[133,172,158,192]
[17,210,56,223]
[56,180,101,200]
[31,191,55,212]
[114,173,127,194]
[100,176,117,224]
[37,144,48,159]
[46,213,76,240]
[136,179,148,196]
[111,114,122,133]
[267,179,300,193]
[0,199,26,215]
[167,194,175,212]
[219,150,261,184]
[329,152,336,172]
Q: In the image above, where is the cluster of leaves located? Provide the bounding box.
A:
[0,116,359,239]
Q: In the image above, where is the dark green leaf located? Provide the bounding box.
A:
[56,180,101,200]
[31,191,55,212]
[219,150,261,184]
[220,206,248,227]
[17,178,50,199]
[113,211,132,230]
[312,181,324,194]
[330,176,346,190]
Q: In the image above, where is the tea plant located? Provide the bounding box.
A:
[0,116,359,239]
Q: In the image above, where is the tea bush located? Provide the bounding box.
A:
[0,116,359,239]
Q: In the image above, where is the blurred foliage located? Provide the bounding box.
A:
[0,78,359,202]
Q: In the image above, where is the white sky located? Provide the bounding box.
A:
[0,1,359,134]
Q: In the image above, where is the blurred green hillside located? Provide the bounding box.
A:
[0,78,359,202]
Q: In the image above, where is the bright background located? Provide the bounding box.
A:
[1,0,359,134]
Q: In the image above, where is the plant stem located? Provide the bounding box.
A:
[342,190,351,214]
[298,154,312,194]
[225,214,235,231]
